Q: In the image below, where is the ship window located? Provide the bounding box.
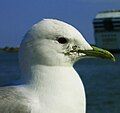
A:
[103,19,113,31]
[102,38,117,42]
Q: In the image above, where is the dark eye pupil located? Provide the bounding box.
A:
[57,37,67,44]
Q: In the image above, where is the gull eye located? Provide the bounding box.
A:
[57,37,68,44]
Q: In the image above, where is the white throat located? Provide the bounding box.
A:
[22,65,86,113]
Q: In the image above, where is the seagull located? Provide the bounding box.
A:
[0,19,115,113]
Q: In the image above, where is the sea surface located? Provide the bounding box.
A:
[0,50,120,113]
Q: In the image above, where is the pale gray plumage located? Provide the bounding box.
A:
[0,86,30,113]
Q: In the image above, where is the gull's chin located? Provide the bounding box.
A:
[66,52,86,63]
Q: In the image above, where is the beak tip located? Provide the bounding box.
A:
[111,56,116,62]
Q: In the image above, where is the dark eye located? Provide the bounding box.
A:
[57,37,68,44]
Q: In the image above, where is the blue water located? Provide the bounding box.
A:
[0,50,120,113]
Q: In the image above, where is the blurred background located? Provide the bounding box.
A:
[0,0,120,113]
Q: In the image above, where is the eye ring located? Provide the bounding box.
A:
[57,37,68,44]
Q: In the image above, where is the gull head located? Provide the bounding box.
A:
[19,19,115,67]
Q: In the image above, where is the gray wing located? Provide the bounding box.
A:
[0,86,31,113]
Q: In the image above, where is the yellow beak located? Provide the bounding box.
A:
[78,46,115,62]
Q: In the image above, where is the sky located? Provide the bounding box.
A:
[0,0,120,47]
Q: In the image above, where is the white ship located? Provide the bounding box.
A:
[93,10,120,51]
